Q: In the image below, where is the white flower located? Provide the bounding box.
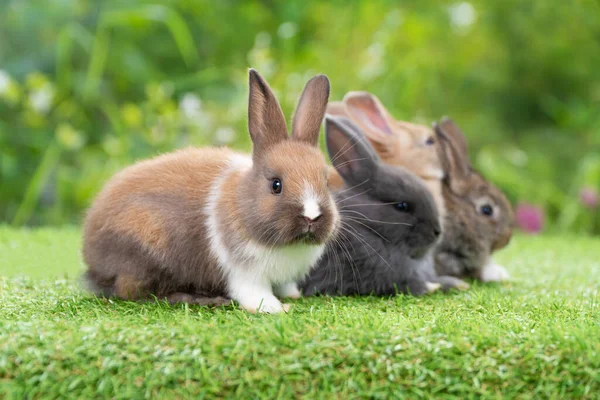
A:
[277,22,297,39]
[179,93,202,119]
[29,84,54,114]
[215,126,236,144]
[448,2,477,30]
[0,70,11,95]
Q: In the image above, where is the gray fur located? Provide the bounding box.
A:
[301,117,466,296]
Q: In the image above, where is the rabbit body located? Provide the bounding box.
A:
[83,70,339,313]
[301,117,467,297]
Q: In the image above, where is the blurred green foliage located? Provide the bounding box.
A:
[0,0,599,233]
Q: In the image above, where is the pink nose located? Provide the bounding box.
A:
[303,215,322,224]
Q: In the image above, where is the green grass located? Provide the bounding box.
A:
[1,227,599,399]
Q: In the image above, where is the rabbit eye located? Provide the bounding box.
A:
[480,204,494,216]
[395,202,410,212]
[425,136,435,146]
[271,178,282,195]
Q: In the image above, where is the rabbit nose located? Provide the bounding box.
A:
[303,214,322,224]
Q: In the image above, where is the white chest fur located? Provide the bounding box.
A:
[204,154,324,312]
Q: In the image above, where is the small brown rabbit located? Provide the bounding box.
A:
[326,93,445,217]
[83,69,340,313]
[329,92,513,282]
[433,118,513,281]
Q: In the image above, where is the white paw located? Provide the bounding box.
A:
[273,282,302,299]
[425,282,442,293]
[480,262,510,282]
[241,295,285,314]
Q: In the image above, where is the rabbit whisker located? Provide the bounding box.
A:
[340,201,399,208]
[341,216,389,243]
[342,213,413,226]
[335,178,370,195]
[340,222,393,274]
[330,139,359,163]
[335,188,372,203]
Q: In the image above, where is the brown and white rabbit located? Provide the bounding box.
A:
[432,118,513,282]
[328,92,512,282]
[83,69,340,313]
[326,93,445,217]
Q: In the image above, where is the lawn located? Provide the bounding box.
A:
[1,227,599,399]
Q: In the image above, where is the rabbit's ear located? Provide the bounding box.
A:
[325,115,379,186]
[438,117,471,169]
[248,69,289,159]
[433,122,471,189]
[343,91,394,154]
[326,101,349,117]
[291,74,330,146]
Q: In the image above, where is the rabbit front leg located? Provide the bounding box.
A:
[227,269,289,313]
[273,282,302,299]
[436,275,470,291]
[479,259,510,282]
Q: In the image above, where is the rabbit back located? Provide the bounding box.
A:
[83,147,240,299]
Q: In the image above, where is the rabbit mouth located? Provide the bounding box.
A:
[293,231,319,245]
[409,247,430,260]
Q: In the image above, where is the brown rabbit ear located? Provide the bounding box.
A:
[248,69,288,158]
[343,91,394,155]
[433,122,471,189]
[439,117,470,169]
[291,74,330,146]
[326,101,350,118]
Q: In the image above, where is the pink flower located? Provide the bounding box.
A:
[515,203,544,234]
[580,186,599,209]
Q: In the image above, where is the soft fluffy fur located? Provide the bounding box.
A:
[326,92,445,216]
[327,92,513,282]
[83,69,339,313]
[432,119,513,280]
[301,117,467,297]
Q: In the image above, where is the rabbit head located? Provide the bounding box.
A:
[326,115,442,258]
[240,70,339,246]
[434,118,513,256]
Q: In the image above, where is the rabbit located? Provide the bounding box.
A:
[300,116,468,297]
[326,92,513,282]
[82,69,340,313]
[432,118,513,282]
[326,92,445,217]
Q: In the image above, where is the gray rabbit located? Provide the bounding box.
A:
[301,116,467,296]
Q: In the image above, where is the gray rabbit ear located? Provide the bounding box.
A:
[325,115,379,186]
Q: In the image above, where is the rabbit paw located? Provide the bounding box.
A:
[480,262,510,282]
[437,276,470,291]
[273,282,302,299]
[425,282,442,293]
[238,293,286,314]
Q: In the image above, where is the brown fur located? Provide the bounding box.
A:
[327,92,513,279]
[83,69,338,308]
[83,148,235,300]
[433,121,513,278]
[326,92,445,216]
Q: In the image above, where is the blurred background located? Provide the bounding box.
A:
[0,0,598,234]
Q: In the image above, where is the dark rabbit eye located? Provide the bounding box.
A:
[480,204,494,216]
[425,136,435,145]
[271,178,282,195]
[395,201,410,212]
